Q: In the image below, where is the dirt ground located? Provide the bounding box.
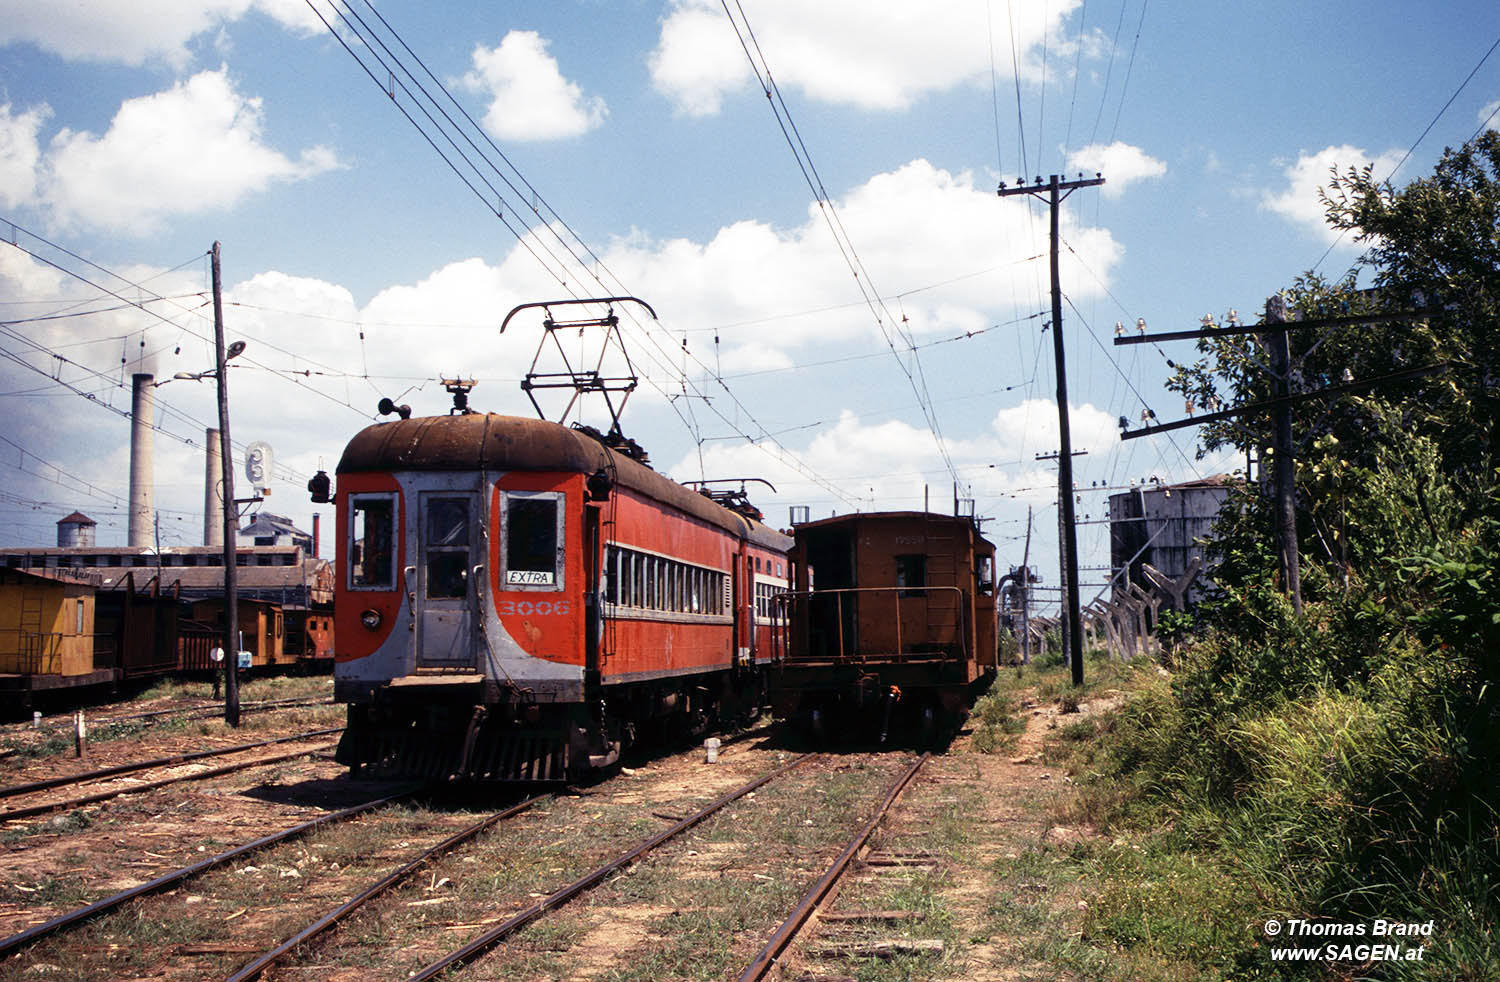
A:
[0,686,1113,981]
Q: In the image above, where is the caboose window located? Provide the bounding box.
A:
[349,495,396,590]
[503,492,563,589]
[896,554,926,598]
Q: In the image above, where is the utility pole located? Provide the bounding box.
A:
[1264,295,1302,614]
[998,173,1103,687]
[1266,298,1302,614]
[212,242,241,727]
[1116,306,1437,617]
[1020,505,1032,663]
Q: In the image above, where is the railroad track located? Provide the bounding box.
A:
[90,695,335,727]
[738,752,932,981]
[0,739,931,979]
[223,794,547,982]
[402,752,818,981]
[4,695,334,736]
[0,789,417,960]
[0,727,343,822]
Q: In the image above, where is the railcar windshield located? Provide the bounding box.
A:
[505,494,560,586]
[349,495,396,589]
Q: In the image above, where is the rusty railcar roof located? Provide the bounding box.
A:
[793,511,995,550]
[337,414,791,551]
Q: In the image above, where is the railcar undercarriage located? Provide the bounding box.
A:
[335,668,765,782]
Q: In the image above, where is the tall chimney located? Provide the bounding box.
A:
[129,373,154,548]
[312,512,321,559]
[204,427,224,546]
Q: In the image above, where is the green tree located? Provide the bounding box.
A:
[1167,131,1500,592]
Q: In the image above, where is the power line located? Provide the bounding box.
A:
[1107,0,1149,143]
[1061,0,1089,163]
[1,222,369,449]
[0,434,123,508]
[304,0,859,506]
[718,0,960,489]
[1088,0,1130,148]
[1315,30,1500,278]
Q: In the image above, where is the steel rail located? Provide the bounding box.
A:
[159,697,334,726]
[90,695,334,727]
[226,794,548,982]
[407,752,818,982]
[736,752,930,981]
[0,789,417,958]
[11,696,334,733]
[0,727,344,800]
[0,740,340,821]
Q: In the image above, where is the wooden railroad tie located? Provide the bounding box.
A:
[820,910,922,924]
[809,939,945,960]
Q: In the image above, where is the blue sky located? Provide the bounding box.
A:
[2,0,1498,610]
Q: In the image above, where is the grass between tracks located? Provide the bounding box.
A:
[0,675,336,762]
[376,756,917,982]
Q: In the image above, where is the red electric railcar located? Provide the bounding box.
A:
[332,412,791,781]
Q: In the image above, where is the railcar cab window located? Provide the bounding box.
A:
[503,492,564,590]
[349,494,396,590]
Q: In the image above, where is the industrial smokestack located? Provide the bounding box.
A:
[312,512,320,559]
[129,373,154,548]
[204,427,223,546]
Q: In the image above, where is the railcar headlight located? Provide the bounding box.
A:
[360,609,382,630]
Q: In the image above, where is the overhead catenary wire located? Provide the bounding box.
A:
[718,0,961,490]
[0,228,340,484]
[303,0,859,507]
[2,222,369,416]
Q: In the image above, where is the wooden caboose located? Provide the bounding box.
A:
[773,511,997,740]
[189,597,290,670]
[0,567,103,696]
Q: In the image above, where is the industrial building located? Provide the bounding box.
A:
[1108,475,1235,609]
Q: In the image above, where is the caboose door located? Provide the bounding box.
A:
[415,491,480,670]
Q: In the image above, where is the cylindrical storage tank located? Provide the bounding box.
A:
[57,512,97,548]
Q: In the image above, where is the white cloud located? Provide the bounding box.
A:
[0,155,1130,553]
[0,0,321,67]
[665,398,1126,518]
[1261,144,1404,244]
[650,0,1081,116]
[0,102,48,209]
[596,159,1122,358]
[1480,99,1500,128]
[40,68,340,235]
[1064,141,1166,198]
[461,31,607,142]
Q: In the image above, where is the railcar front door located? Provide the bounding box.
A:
[416,491,480,670]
